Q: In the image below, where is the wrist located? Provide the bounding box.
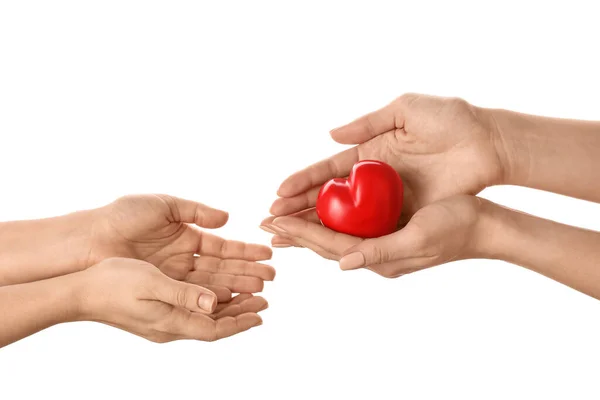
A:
[470,197,513,260]
[59,272,88,322]
[476,106,529,187]
[66,269,95,322]
[62,209,98,269]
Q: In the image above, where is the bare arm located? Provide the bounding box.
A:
[265,194,600,300]
[0,273,80,347]
[491,109,600,202]
[0,211,93,286]
[0,258,265,348]
[481,200,600,300]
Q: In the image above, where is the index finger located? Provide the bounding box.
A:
[198,232,273,261]
[269,216,362,256]
[276,147,359,198]
[329,95,410,144]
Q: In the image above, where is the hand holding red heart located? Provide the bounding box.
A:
[263,195,487,278]
[269,93,506,223]
[264,93,508,276]
[90,194,275,298]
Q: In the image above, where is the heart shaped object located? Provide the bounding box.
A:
[316,160,403,238]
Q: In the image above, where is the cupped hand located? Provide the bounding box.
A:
[89,194,274,300]
[262,195,487,278]
[269,93,505,222]
[77,258,267,342]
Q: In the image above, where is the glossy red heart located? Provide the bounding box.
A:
[316,160,404,238]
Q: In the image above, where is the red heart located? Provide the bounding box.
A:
[316,160,403,238]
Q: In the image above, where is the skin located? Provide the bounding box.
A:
[268,94,504,222]
[263,195,600,300]
[0,258,267,347]
[264,93,600,298]
[0,194,275,301]
[0,194,273,346]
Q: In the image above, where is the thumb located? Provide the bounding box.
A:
[338,229,419,270]
[152,275,217,313]
[159,194,229,229]
[329,100,403,145]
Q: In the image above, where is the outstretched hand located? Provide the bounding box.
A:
[269,94,505,224]
[89,194,274,300]
[79,258,267,342]
[262,195,487,278]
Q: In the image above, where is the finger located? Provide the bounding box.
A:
[194,256,276,281]
[269,227,342,260]
[269,216,361,256]
[338,226,424,271]
[329,99,404,144]
[214,296,268,319]
[276,147,359,198]
[270,187,321,216]
[186,270,265,293]
[171,311,263,342]
[198,284,232,303]
[287,236,339,260]
[261,208,320,228]
[156,194,229,228]
[214,293,253,313]
[151,275,217,313]
[198,232,273,261]
[271,235,297,248]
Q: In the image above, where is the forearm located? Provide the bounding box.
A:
[489,108,600,202]
[0,211,94,286]
[0,272,82,348]
[479,200,600,300]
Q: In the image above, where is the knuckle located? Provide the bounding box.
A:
[396,93,418,106]
[147,331,172,344]
[375,247,390,264]
[448,96,471,112]
[153,314,177,333]
[218,239,228,256]
[364,113,378,135]
[366,244,391,264]
[375,267,395,279]
[409,228,429,252]
[205,328,219,342]
[175,288,188,307]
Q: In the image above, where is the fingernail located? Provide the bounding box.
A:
[260,225,276,234]
[339,252,366,270]
[198,294,216,312]
[272,243,292,248]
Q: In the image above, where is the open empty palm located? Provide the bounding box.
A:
[90,194,274,300]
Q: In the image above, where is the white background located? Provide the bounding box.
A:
[1,1,600,399]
